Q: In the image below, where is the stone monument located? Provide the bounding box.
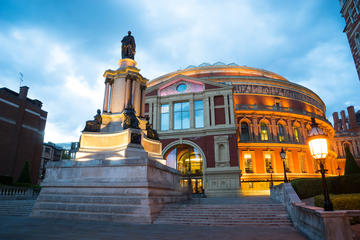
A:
[32,32,187,223]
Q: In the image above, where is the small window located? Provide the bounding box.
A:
[260,123,269,141]
[278,124,286,142]
[241,122,250,141]
[244,153,253,173]
[264,153,273,173]
[161,104,169,131]
[176,83,187,92]
[194,100,204,128]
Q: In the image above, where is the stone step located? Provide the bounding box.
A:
[153,220,292,226]
[0,200,36,216]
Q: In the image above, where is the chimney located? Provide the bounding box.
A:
[332,112,340,132]
[347,106,357,129]
[340,110,348,131]
[19,86,29,99]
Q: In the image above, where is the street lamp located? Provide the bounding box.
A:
[280,148,288,183]
[269,164,274,187]
[336,166,341,177]
[307,117,333,211]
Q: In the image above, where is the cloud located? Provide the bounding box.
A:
[0,27,108,143]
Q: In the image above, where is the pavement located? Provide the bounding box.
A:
[0,215,307,240]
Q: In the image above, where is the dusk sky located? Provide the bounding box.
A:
[1,0,360,143]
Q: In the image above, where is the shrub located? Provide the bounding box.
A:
[314,194,360,210]
[17,161,32,184]
[291,174,360,199]
[344,145,360,175]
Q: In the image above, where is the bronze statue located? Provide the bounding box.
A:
[145,116,159,140]
[83,109,102,132]
[121,31,136,59]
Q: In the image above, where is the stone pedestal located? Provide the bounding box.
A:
[32,155,187,223]
[204,167,241,197]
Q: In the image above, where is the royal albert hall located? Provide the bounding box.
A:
[144,62,337,196]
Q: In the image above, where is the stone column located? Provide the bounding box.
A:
[228,93,235,125]
[252,116,258,141]
[271,118,277,142]
[103,82,110,112]
[224,94,229,125]
[149,102,153,125]
[287,119,293,142]
[111,77,126,113]
[124,78,131,108]
[204,97,210,127]
[190,98,195,128]
[133,81,141,116]
[210,96,215,126]
[140,86,146,117]
[153,101,158,130]
[169,101,174,130]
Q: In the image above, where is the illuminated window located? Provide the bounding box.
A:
[264,153,273,173]
[244,153,253,173]
[160,104,169,131]
[174,102,190,130]
[241,122,250,141]
[278,124,286,142]
[260,123,269,141]
[194,100,204,128]
[294,126,301,143]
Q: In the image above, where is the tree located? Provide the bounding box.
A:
[344,145,360,175]
[17,161,32,184]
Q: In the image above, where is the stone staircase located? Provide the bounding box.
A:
[0,200,36,216]
[153,197,292,226]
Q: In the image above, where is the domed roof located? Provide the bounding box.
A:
[148,62,288,88]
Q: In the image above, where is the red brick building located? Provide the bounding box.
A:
[333,106,360,170]
[340,0,360,81]
[0,86,47,184]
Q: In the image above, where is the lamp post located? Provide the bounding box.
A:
[269,164,274,187]
[280,148,288,183]
[336,166,341,177]
[308,117,333,211]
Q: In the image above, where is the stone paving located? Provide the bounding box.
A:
[0,216,307,240]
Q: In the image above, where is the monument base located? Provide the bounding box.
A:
[32,156,187,223]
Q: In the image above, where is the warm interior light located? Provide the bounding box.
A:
[308,138,328,160]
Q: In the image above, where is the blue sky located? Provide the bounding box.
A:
[1,0,359,143]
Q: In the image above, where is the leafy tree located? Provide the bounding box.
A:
[17,161,32,184]
[345,146,360,175]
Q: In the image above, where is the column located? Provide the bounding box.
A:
[169,101,174,130]
[252,116,258,141]
[110,77,126,113]
[204,97,210,127]
[140,86,146,117]
[271,118,277,142]
[153,101,158,130]
[124,78,131,108]
[103,82,109,112]
[228,93,235,125]
[287,119,293,142]
[131,79,136,107]
[210,96,215,126]
[149,102,153,124]
[224,94,229,125]
[133,81,141,115]
[190,98,194,129]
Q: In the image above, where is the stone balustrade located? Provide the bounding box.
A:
[271,183,360,240]
[0,186,40,200]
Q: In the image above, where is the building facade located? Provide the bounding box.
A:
[333,106,360,171]
[340,0,360,81]
[145,63,337,196]
[0,86,47,184]
[39,142,63,181]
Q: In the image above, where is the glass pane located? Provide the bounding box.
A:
[174,112,182,129]
[174,102,182,112]
[182,102,189,111]
[194,100,203,110]
[166,148,177,169]
[161,104,169,113]
[161,113,169,131]
[195,109,204,128]
[182,111,190,129]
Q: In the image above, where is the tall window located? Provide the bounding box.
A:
[260,122,269,141]
[160,104,169,131]
[244,153,253,173]
[264,153,272,173]
[294,126,301,143]
[278,124,286,142]
[174,102,190,130]
[241,122,250,141]
[194,100,204,128]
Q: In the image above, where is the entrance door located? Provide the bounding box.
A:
[164,144,204,194]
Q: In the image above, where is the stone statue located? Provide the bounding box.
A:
[145,117,159,140]
[121,31,136,59]
[83,109,102,132]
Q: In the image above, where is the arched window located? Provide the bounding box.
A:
[294,126,301,143]
[241,122,250,141]
[278,124,286,142]
[260,122,269,141]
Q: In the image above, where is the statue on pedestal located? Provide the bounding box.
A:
[121,31,136,60]
[83,109,102,132]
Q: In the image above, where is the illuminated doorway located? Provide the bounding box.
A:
[164,144,204,194]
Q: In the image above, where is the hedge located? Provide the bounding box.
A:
[314,194,360,210]
[291,174,360,199]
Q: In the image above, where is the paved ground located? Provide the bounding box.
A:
[0,216,307,240]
